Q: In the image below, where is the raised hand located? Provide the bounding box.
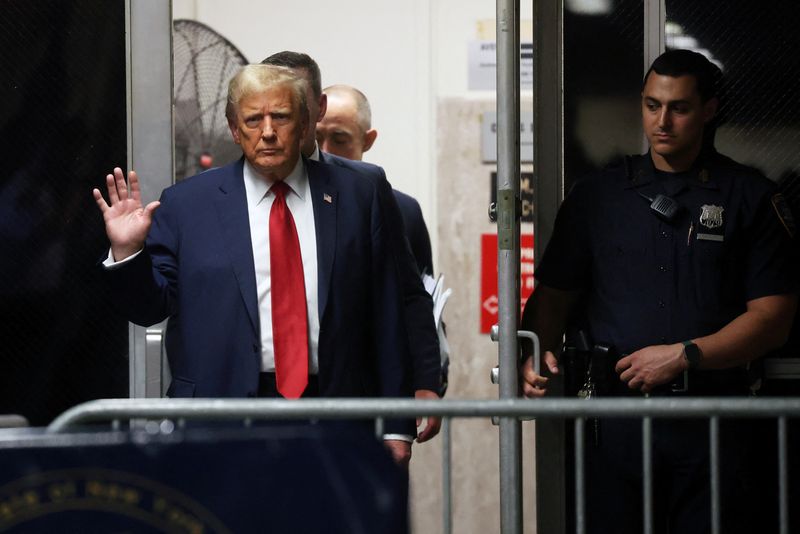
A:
[93,167,160,261]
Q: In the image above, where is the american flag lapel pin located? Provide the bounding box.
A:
[323,193,332,204]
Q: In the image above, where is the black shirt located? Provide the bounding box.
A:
[536,150,798,356]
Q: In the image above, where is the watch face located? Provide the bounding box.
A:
[683,341,701,368]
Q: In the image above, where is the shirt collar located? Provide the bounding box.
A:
[242,156,307,206]
[309,143,321,162]
[623,149,719,193]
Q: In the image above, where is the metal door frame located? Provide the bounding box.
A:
[532,2,566,532]
[531,1,665,532]
[126,0,174,399]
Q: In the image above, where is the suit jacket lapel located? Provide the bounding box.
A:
[307,158,337,321]
[214,159,259,335]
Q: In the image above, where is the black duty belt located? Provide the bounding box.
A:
[564,342,749,397]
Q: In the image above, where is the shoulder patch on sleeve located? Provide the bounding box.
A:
[772,193,796,238]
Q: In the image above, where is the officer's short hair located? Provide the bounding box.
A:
[644,49,722,103]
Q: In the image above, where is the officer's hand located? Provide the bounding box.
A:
[520,351,559,398]
[615,343,686,393]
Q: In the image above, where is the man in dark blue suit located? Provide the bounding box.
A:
[93,65,414,465]
[261,52,442,443]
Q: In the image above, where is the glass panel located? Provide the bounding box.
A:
[0,1,129,425]
[666,5,799,532]
[564,0,644,191]
[561,3,645,532]
[666,0,800,182]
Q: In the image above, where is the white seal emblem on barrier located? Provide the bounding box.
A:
[699,204,724,229]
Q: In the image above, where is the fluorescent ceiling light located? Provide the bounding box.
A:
[565,0,612,16]
[669,35,699,49]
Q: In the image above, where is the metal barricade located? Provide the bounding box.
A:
[42,397,800,534]
[0,415,28,428]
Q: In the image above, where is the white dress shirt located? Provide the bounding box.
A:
[243,157,320,374]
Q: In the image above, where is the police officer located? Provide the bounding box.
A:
[520,49,797,534]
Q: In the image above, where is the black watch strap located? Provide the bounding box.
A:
[681,340,701,370]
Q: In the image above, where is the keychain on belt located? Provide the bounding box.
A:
[577,355,600,446]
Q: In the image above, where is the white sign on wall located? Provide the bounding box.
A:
[468,41,534,91]
[481,111,534,163]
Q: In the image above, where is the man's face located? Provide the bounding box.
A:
[316,93,371,161]
[228,84,306,180]
[641,73,717,171]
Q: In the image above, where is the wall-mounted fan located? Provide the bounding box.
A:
[173,19,248,182]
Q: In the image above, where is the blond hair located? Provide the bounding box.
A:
[225,64,309,125]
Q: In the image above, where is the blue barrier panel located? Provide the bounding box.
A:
[0,423,408,533]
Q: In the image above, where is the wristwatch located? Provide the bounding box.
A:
[681,340,701,370]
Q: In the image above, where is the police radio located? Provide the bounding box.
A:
[623,155,684,224]
[636,191,683,223]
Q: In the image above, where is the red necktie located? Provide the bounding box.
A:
[269,181,309,398]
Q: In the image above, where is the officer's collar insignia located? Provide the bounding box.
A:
[699,204,724,229]
[772,193,796,238]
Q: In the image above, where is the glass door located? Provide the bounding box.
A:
[0,0,130,426]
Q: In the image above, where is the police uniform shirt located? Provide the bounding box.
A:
[535,149,798,358]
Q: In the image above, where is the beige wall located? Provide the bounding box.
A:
[407,96,536,534]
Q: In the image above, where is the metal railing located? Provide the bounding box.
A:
[0,415,29,429]
[44,397,800,534]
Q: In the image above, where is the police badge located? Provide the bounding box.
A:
[699,204,724,229]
